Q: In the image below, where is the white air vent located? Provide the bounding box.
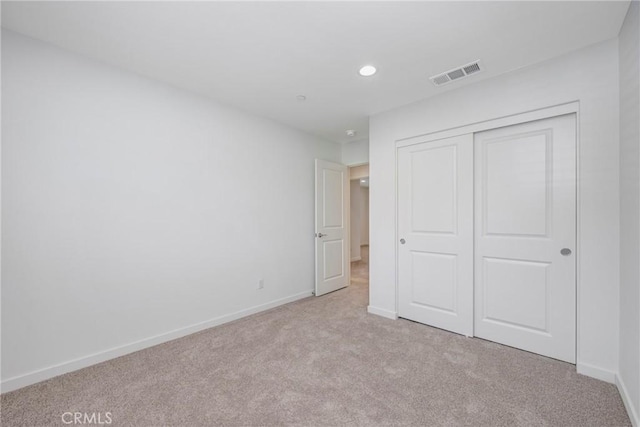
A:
[431,74,450,86]
[430,60,483,87]
[463,62,481,75]
[447,69,465,80]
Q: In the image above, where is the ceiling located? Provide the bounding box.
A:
[1,1,630,144]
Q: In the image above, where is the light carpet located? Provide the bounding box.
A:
[1,267,630,426]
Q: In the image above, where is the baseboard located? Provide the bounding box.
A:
[576,362,616,383]
[367,305,398,320]
[1,290,313,393]
[616,374,640,427]
[350,256,361,262]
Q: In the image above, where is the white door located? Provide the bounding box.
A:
[398,135,474,336]
[474,114,576,363]
[315,159,349,296]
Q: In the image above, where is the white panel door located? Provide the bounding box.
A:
[398,135,474,336]
[315,159,349,296]
[474,114,576,363]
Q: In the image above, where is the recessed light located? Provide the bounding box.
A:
[296,95,306,101]
[346,129,357,137]
[359,65,377,77]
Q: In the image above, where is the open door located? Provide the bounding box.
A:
[315,159,349,296]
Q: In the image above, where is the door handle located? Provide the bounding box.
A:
[561,248,572,256]
[400,238,406,245]
[316,233,326,238]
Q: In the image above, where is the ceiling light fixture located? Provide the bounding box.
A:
[358,65,377,77]
[346,129,357,137]
[361,179,366,183]
[296,95,306,101]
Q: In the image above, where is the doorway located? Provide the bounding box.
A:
[350,164,369,285]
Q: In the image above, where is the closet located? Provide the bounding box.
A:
[397,114,576,363]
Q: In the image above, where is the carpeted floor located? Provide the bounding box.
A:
[351,245,369,286]
[1,252,631,426]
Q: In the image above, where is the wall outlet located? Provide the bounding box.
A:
[258,279,264,290]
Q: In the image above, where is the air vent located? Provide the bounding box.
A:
[463,62,481,75]
[432,74,450,85]
[430,60,483,87]
[447,69,465,80]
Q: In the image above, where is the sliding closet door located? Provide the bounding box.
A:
[398,135,473,336]
[474,114,576,363]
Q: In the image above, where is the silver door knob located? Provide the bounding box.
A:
[316,233,326,238]
[400,238,406,244]
[561,248,572,256]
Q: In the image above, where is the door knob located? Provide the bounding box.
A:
[400,238,406,245]
[560,248,572,256]
[316,233,326,238]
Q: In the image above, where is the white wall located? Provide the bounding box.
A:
[350,181,370,262]
[1,30,340,390]
[350,179,363,261]
[360,187,369,246]
[350,163,370,262]
[369,39,621,381]
[618,1,640,424]
[342,138,369,166]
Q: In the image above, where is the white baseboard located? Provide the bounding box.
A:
[367,305,398,320]
[350,256,361,262]
[576,362,616,383]
[1,290,313,393]
[616,374,639,427]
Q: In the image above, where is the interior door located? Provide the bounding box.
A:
[398,134,474,336]
[474,114,576,363]
[315,159,349,296]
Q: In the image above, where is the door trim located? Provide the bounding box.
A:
[394,101,581,364]
[396,101,579,148]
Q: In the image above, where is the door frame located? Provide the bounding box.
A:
[394,101,581,359]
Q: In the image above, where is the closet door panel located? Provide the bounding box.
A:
[474,114,577,363]
[398,134,473,336]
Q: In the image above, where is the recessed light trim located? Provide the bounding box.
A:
[359,65,377,77]
[296,95,306,101]
[346,129,357,137]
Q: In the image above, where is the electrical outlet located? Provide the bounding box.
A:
[258,279,264,290]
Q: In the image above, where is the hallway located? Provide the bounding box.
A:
[351,245,369,286]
